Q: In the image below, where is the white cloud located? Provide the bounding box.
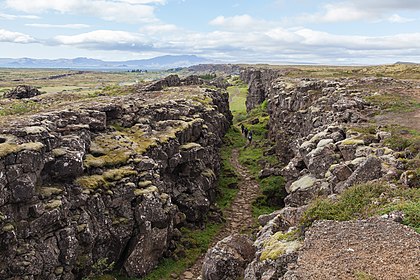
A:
[0,13,40,20]
[387,14,415,23]
[209,14,273,31]
[5,0,160,23]
[50,26,420,64]
[300,0,420,23]
[26,23,90,29]
[0,29,37,43]
[140,23,178,34]
[53,30,153,51]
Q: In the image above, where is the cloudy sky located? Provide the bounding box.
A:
[0,0,419,64]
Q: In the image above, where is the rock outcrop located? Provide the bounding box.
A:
[4,85,41,99]
[228,70,419,279]
[202,234,255,280]
[0,78,231,279]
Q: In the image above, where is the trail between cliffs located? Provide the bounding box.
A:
[180,149,261,280]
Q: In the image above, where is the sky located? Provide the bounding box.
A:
[0,0,420,65]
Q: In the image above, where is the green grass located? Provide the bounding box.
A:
[365,92,420,113]
[216,127,244,210]
[234,102,286,218]
[0,100,41,116]
[301,182,420,233]
[141,223,222,280]
[227,83,248,123]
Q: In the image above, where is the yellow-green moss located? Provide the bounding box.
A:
[134,185,158,196]
[84,127,157,169]
[180,142,202,151]
[341,139,365,145]
[76,175,108,189]
[102,167,137,181]
[75,167,137,189]
[77,224,87,233]
[52,148,67,157]
[202,168,215,178]
[260,239,301,261]
[84,152,130,169]
[112,217,129,225]
[45,199,62,210]
[38,187,63,198]
[0,141,44,158]
[138,180,153,188]
[2,223,15,232]
[260,230,301,261]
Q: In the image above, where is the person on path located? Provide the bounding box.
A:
[248,130,253,144]
[244,127,248,138]
[241,124,245,134]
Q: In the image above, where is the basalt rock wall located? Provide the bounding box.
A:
[239,70,419,279]
[0,84,231,279]
[240,68,288,112]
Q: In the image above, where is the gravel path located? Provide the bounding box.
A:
[286,219,420,280]
[179,149,260,280]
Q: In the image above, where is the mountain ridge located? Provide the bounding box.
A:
[0,55,210,70]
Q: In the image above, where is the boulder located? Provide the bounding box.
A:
[4,85,41,99]
[202,234,256,280]
[336,156,383,193]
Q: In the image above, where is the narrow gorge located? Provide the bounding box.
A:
[202,66,419,280]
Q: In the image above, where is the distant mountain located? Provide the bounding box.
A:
[0,55,211,70]
[394,61,419,65]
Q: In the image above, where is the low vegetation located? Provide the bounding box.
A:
[301,182,420,233]
[141,223,222,280]
[365,92,420,113]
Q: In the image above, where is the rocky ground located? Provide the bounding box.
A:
[284,218,420,280]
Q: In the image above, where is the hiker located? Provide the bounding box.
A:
[241,124,245,134]
[244,127,248,138]
[248,130,253,144]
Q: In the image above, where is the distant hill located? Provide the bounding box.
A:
[394,61,419,65]
[0,55,211,70]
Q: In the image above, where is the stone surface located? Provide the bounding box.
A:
[0,76,232,279]
[4,85,41,99]
[202,234,256,280]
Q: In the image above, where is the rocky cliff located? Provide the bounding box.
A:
[0,79,231,279]
[245,73,419,279]
[204,68,419,280]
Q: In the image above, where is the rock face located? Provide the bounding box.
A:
[240,68,284,112]
[4,85,41,99]
[202,234,255,280]
[234,69,419,279]
[0,78,231,279]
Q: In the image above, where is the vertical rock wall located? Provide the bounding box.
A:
[0,86,231,279]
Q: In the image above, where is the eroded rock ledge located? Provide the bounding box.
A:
[0,80,231,279]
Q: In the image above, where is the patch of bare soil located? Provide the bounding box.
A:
[374,83,420,131]
[288,219,420,280]
[375,109,420,131]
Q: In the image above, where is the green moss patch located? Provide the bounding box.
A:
[0,141,44,158]
[75,167,137,189]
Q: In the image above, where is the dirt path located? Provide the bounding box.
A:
[179,149,261,280]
